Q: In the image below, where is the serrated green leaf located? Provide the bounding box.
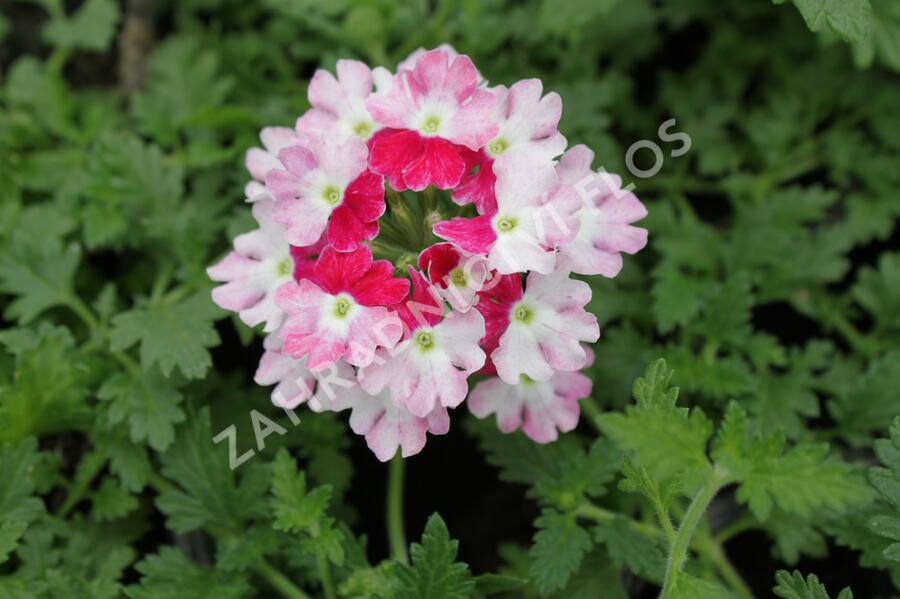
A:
[110,292,221,379]
[393,513,475,599]
[773,569,853,599]
[97,371,185,451]
[528,509,592,596]
[125,546,249,599]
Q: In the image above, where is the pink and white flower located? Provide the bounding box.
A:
[207,199,293,332]
[245,127,300,202]
[213,49,653,456]
[295,59,381,144]
[417,242,489,312]
[555,145,648,277]
[275,246,408,371]
[480,269,599,384]
[468,369,592,443]
[358,269,486,417]
[433,157,581,274]
[254,334,316,409]
[310,361,450,461]
[365,49,498,191]
[266,136,385,251]
[453,79,566,215]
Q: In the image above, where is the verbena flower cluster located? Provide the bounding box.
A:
[209,46,648,461]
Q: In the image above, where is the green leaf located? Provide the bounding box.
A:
[868,418,900,561]
[156,408,268,534]
[42,0,121,51]
[713,403,874,521]
[773,570,853,599]
[91,477,139,521]
[132,36,235,144]
[651,264,712,333]
[0,324,91,442]
[0,438,44,563]
[270,448,332,534]
[593,517,665,582]
[393,513,475,599]
[784,0,872,42]
[529,509,592,596]
[852,252,900,336]
[669,572,735,599]
[597,359,713,491]
[125,546,249,599]
[0,237,81,324]
[110,292,221,379]
[828,352,900,446]
[83,132,184,250]
[97,371,185,451]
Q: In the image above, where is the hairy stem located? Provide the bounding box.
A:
[660,472,730,598]
[387,452,409,564]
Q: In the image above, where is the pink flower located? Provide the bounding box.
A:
[254,334,316,409]
[365,49,498,191]
[295,59,381,144]
[483,270,599,384]
[266,137,385,251]
[275,246,409,371]
[433,156,581,274]
[207,199,293,332]
[309,360,449,461]
[245,127,300,202]
[468,369,592,443]
[453,79,566,215]
[417,242,489,312]
[555,145,648,277]
[358,269,486,417]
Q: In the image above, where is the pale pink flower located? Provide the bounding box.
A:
[245,127,300,202]
[207,199,293,332]
[266,137,385,251]
[365,49,498,191]
[555,145,648,277]
[469,368,592,443]
[275,246,408,371]
[295,59,381,144]
[433,156,581,274]
[254,334,316,409]
[358,269,486,418]
[309,360,449,461]
[486,270,599,383]
[453,79,566,214]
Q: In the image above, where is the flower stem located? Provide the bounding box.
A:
[254,561,311,599]
[317,553,337,599]
[387,452,408,564]
[660,472,729,598]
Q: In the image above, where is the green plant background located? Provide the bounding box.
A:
[1,0,899,597]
